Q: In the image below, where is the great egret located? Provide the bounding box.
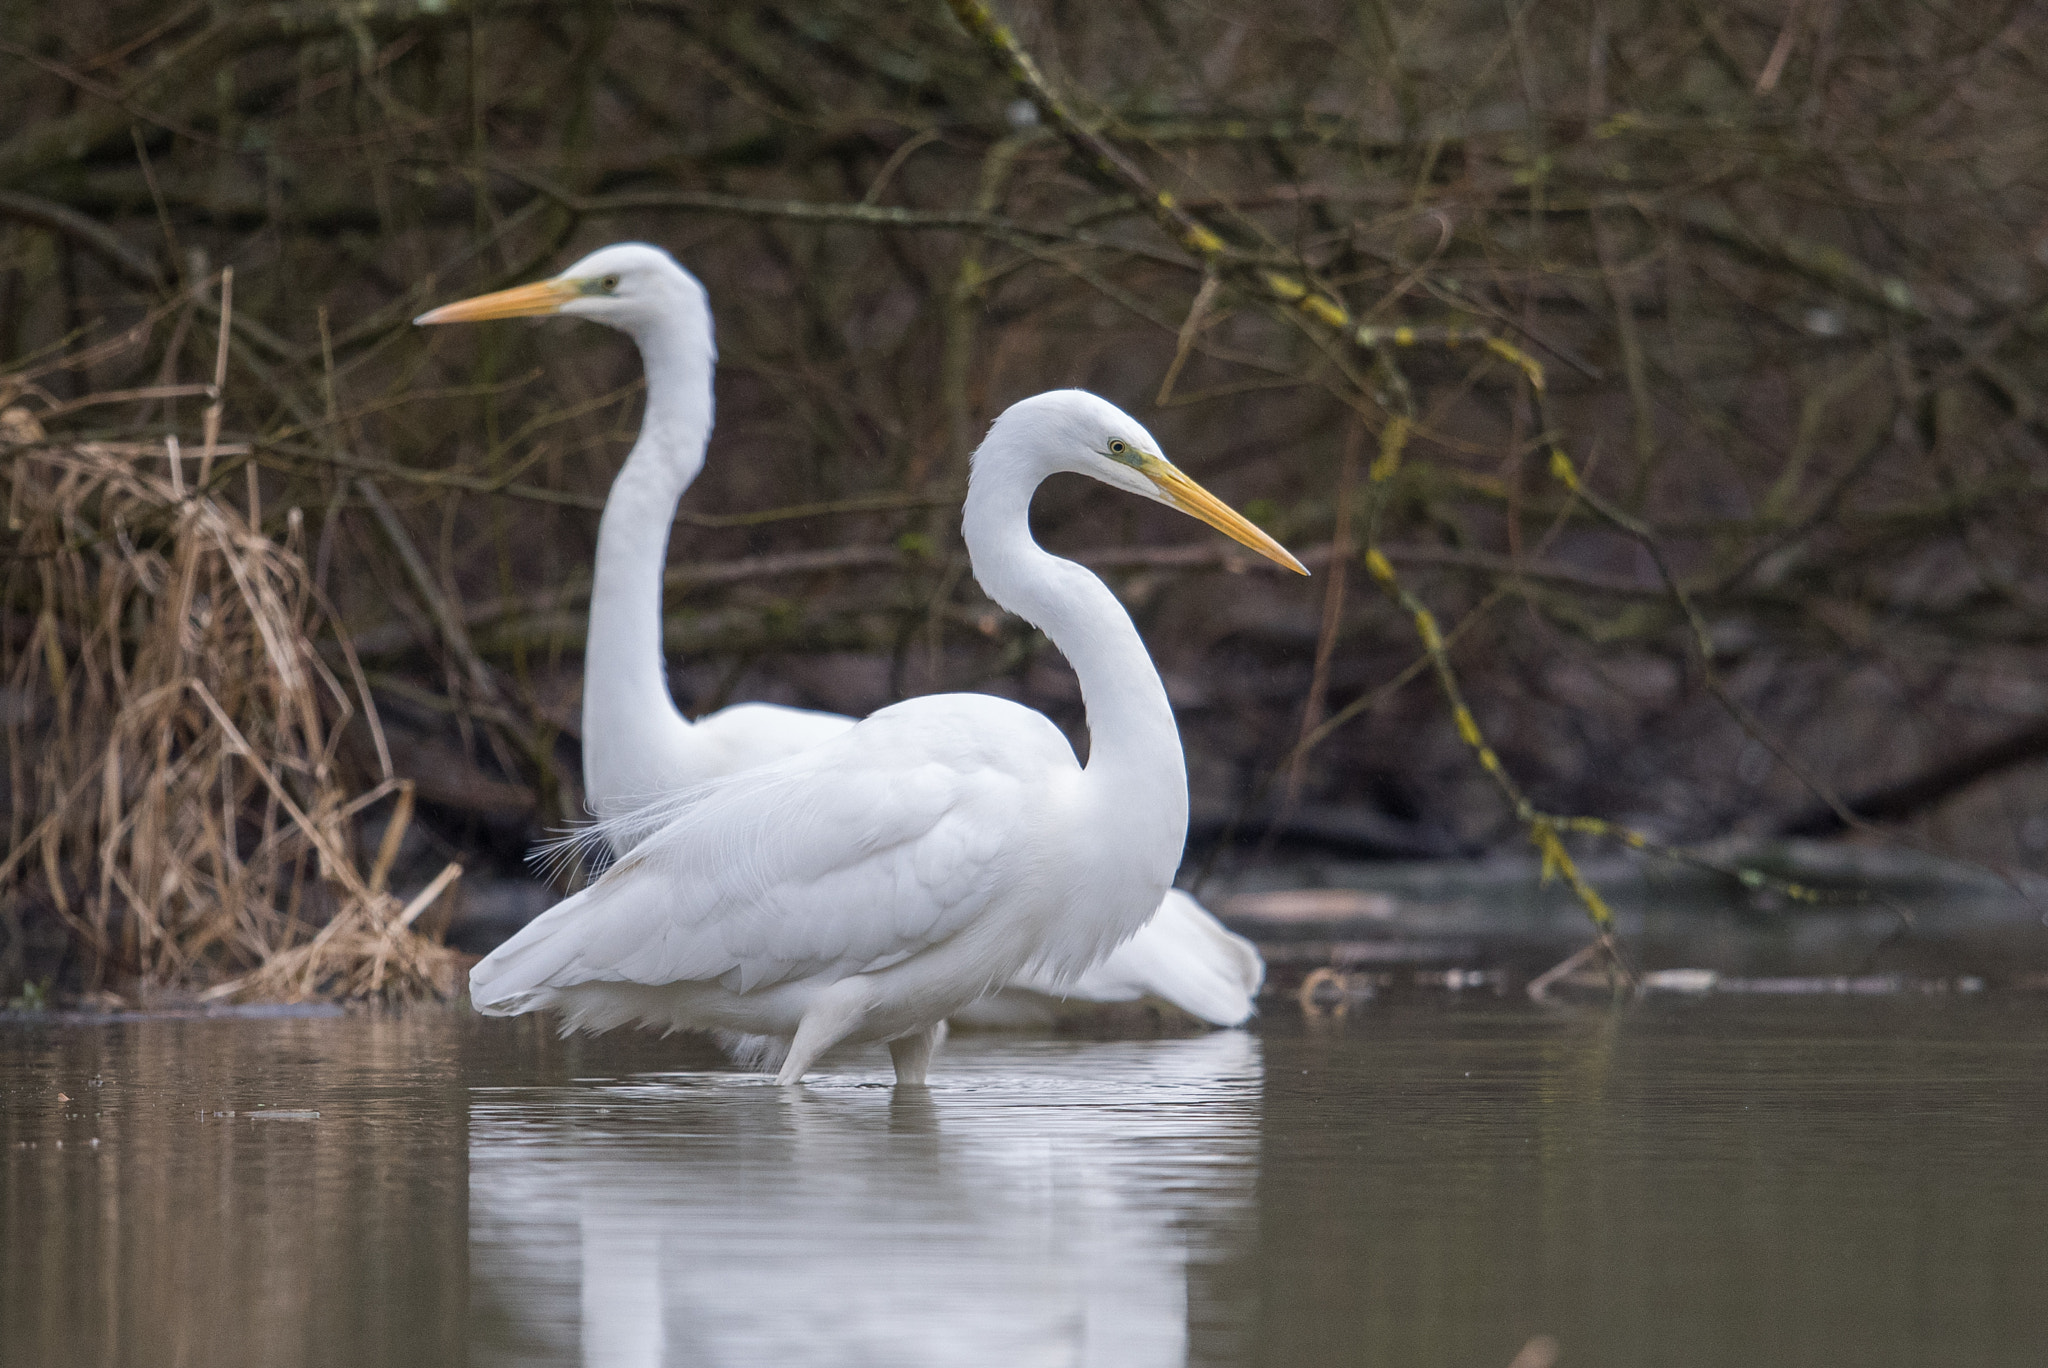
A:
[466,389,1304,1083]
[417,244,1265,1031]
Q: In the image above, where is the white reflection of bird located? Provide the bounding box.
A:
[417,244,1266,1037]
[462,384,1304,1084]
[468,1033,1264,1367]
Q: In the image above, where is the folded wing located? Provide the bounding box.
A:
[473,697,1075,1014]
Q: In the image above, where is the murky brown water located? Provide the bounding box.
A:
[2,998,2044,1367]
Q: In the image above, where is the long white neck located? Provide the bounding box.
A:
[960,448,1189,860]
[581,308,712,816]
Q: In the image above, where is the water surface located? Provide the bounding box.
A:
[2,998,2043,1366]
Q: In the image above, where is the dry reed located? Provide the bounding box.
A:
[1,385,462,1003]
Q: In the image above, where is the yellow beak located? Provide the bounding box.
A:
[1145,460,1309,575]
[414,278,581,325]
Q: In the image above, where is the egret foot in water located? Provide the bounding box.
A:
[887,1021,948,1086]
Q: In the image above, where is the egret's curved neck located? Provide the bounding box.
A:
[582,305,713,809]
[961,449,1188,841]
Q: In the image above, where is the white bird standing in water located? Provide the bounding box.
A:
[417,245,1265,1035]
[465,388,1305,1084]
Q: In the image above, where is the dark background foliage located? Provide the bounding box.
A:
[5,0,2046,975]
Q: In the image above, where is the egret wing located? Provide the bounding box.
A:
[472,697,1073,1013]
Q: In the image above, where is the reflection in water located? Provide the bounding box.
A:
[469,1034,1263,1368]
[8,1000,2045,1368]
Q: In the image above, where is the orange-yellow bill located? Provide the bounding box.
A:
[1145,461,1308,575]
[414,278,580,326]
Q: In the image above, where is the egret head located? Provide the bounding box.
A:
[413,242,707,336]
[983,390,1307,575]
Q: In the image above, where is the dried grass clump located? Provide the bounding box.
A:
[1,402,462,1003]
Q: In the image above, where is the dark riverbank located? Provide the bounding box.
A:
[7,0,2047,1001]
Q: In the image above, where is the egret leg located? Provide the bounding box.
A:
[887,1021,947,1086]
[775,978,876,1085]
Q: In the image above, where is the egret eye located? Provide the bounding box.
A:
[1108,438,1129,455]
[600,274,621,293]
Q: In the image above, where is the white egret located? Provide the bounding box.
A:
[417,244,1265,1032]
[466,388,1305,1083]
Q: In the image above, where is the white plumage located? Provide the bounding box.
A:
[473,695,1081,1020]
[457,383,1303,1083]
[996,887,1264,1026]
[418,244,1266,1047]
